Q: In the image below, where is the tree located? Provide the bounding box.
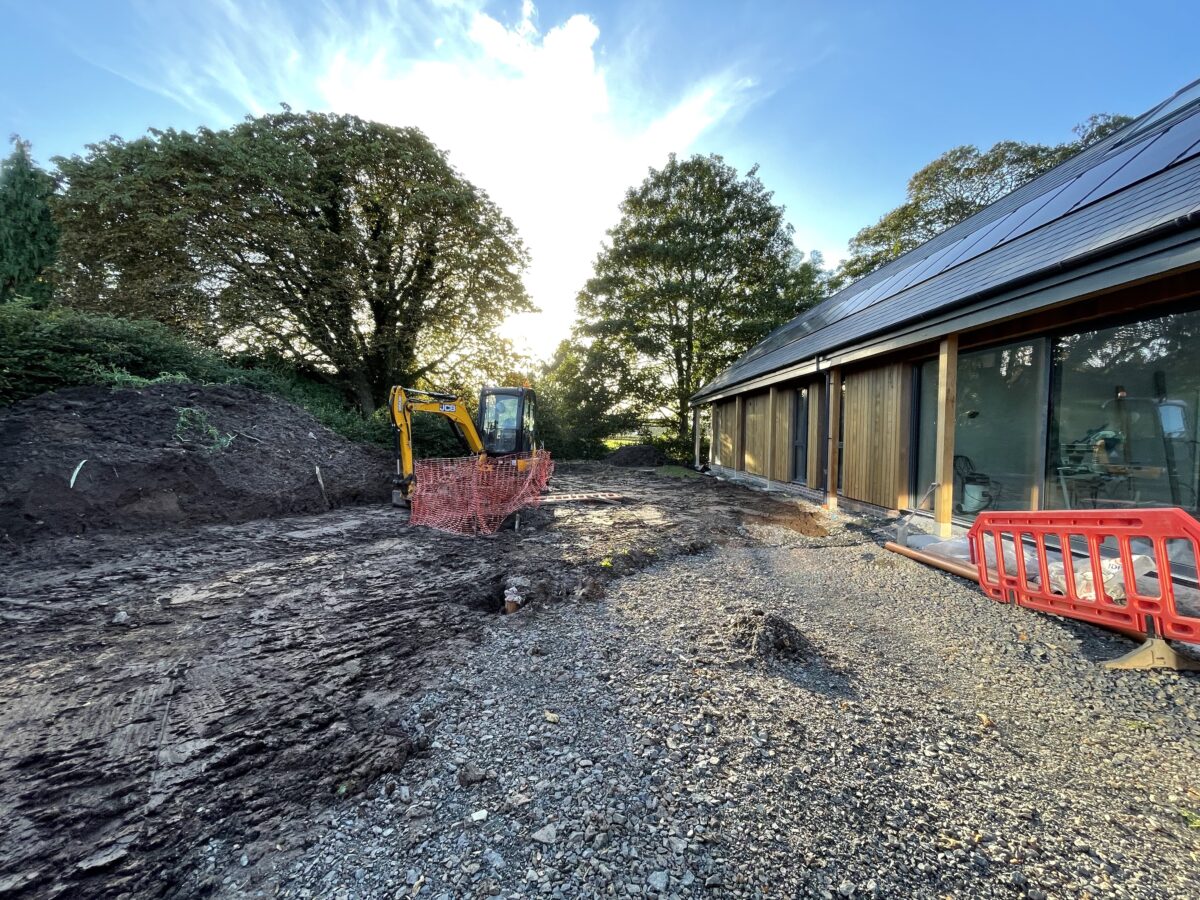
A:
[535,338,642,459]
[53,111,532,412]
[577,154,825,443]
[833,113,1134,288]
[0,138,58,304]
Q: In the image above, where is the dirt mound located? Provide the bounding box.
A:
[0,383,391,540]
[728,609,812,660]
[607,443,669,467]
[741,508,828,537]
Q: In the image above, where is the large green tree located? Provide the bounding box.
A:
[578,153,824,442]
[0,138,58,304]
[833,113,1133,288]
[535,337,643,459]
[53,111,532,412]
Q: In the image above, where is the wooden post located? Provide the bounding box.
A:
[825,369,842,509]
[766,386,779,482]
[692,407,701,468]
[734,394,746,471]
[934,335,958,537]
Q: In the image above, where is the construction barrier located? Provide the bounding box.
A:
[967,509,1200,646]
[410,450,554,536]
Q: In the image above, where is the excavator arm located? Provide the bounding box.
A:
[389,387,484,499]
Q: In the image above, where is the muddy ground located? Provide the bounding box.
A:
[0,465,825,899]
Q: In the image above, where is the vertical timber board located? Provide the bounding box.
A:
[772,388,792,483]
[744,393,769,476]
[934,335,959,536]
[766,387,779,481]
[693,407,702,468]
[710,403,720,466]
[734,395,746,471]
[826,369,842,506]
[842,363,906,509]
[807,380,823,487]
[715,400,736,467]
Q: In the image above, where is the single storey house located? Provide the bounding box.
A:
[691,78,1200,537]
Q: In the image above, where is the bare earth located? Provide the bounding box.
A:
[2,465,1198,899]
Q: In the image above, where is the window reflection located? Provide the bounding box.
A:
[953,341,1047,514]
[1047,311,1200,512]
[481,393,520,455]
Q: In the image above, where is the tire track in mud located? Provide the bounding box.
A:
[0,466,824,898]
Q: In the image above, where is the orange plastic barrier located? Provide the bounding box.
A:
[967,508,1200,644]
[410,450,554,536]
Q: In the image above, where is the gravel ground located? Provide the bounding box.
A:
[255,511,1200,900]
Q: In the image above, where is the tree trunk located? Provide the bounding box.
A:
[350,376,377,416]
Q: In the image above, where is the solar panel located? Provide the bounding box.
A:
[1115,78,1200,146]
[1071,117,1200,212]
[694,82,1200,402]
[995,140,1148,247]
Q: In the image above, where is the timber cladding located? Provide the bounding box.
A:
[771,389,792,482]
[841,363,911,509]
[713,399,736,467]
[806,381,823,487]
[743,393,770,476]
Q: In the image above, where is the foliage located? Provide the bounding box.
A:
[0,302,479,453]
[534,338,641,459]
[173,407,236,454]
[52,110,532,412]
[832,113,1135,288]
[656,465,701,479]
[635,428,705,465]
[0,138,58,304]
[577,154,825,443]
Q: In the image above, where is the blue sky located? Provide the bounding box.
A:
[2,0,1197,354]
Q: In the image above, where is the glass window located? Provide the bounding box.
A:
[792,386,809,484]
[954,341,1047,515]
[522,393,537,451]
[480,393,520,455]
[1046,310,1200,513]
[914,359,939,505]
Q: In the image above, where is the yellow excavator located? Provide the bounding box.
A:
[388,385,539,506]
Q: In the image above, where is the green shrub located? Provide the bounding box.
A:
[0,301,228,403]
[0,302,508,457]
[173,407,236,454]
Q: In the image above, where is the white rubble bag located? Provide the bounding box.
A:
[1046,554,1155,601]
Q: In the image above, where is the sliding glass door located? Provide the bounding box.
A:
[1046,309,1200,513]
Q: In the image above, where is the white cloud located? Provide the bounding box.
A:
[112,0,754,359]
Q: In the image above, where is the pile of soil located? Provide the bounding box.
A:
[606,443,669,467]
[728,609,812,661]
[0,383,391,540]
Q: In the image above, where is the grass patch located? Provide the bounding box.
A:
[656,465,701,479]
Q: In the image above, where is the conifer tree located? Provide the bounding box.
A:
[0,138,58,304]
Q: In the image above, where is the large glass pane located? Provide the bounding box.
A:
[1046,310,1200,514]
[914,359,939,505]
[954,341,1047,515]
[792,387,809,484]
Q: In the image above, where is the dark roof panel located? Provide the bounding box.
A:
[694,79,1200,402]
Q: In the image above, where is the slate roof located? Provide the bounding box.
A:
[693,78,1200,403]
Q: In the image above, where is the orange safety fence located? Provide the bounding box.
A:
[410,450,554,536]
[967,508,1200,644]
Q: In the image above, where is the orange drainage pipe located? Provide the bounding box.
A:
[884,541,980,582]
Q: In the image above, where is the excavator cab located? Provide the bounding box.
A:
[477,387,537,455]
